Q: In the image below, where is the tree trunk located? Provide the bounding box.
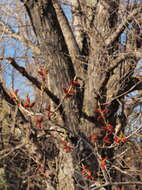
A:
[23,0,82,136]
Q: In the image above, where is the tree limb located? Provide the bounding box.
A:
[0,81,28,122]
[53,0,81,61]
[109,51,142,72]
[9,32,40,54]
[5,58,60,105]
[0,82,16,106]
[128,77,142,91]
[0,21,40,54]
[91,181,142,190]
[105,5,142,46]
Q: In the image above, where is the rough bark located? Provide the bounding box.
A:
[22,0,82,136]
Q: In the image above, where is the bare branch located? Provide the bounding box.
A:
[129,77,142,91]
[9,32,40,54]
[0,81,27,122]
[53,0,80,59]
[105,5,142,46]
[3,58,60,105]
[0,81,16,106]
[0,143,25,160]
[91,181,142,190]
[0,21,40,54]
[109,51,142,72]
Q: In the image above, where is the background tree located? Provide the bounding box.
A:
[0,0,142,189]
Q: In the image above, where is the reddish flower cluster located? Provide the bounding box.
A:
[60,140,73,152]
[63,79,80,97]
[90,134,98,143]
[36,164,53,178]
[114,136,127,144]
[100,157,108,169]
[10,90,35,109]
[21,95,35,108]
[101,124,114,134]
[103,135,112,144]
[81,165,96,181]
[90,122,128,146]
[63,87,76,96]
[92,107,128,146]
[38,69,48,81]
[45,104,52,118]
[10,89,19,102]
[115,187,124,190]
[94,108,108,121]
[94,108,108,114]
[36,116,44,129]
[71,80,80,87]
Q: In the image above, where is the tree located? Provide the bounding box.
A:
[0,0,142,189]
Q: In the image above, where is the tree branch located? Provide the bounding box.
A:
[128,77,142,91]
[9,32,40,55]
[5,58,60,105]
[0,81,28,122]
[0,21,40,55]
[91,181,142,190]
[105,5,142,46]
[0,82,16,106]
[109,51,142,72]
[53,0,80,59]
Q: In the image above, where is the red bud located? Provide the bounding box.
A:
[72,80,80,87]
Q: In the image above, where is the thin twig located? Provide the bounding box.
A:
[0,143,25,160]
[91,181,142,190]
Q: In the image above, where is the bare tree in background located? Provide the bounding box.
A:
[0,0,142,189]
